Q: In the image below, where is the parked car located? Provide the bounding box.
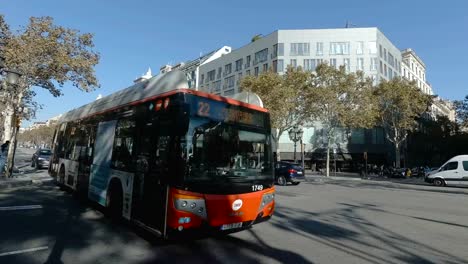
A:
[274,161,305,186]
[31,148,52,169]
[425,155,468,187]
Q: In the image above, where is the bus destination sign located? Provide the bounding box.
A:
[195,99,264,127]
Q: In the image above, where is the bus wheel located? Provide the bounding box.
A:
[58,166,66,188]
[107,182,123,220]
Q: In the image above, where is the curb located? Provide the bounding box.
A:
[306,176,362,182]
[0,179,33,189]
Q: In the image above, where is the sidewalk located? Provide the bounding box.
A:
[305,169,429,185]
[305,170,363,181]
[0,169,53,189]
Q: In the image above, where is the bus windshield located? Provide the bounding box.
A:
[184,117,273,184]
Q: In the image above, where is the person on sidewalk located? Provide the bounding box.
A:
[0,141,10,175]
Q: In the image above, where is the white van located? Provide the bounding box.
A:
[425,155,468,187]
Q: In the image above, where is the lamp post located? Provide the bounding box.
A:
[288,126,303,163]
[0,55,23,178]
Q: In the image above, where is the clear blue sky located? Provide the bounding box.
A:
[1,0,467,126]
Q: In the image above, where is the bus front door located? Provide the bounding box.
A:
[132,120,165,231]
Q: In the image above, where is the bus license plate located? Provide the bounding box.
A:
[220,222,243,230]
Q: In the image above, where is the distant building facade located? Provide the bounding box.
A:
[198,28,401,96]
[161,46,232,90]
[194,28,401,167]
[400,48,455,122]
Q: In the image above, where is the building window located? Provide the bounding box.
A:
[389,69,393,79]
[350,128,365,144]
[356,41,364,54]
[254,67,259,76]
[370,58,377,71]
[277,59,284,72]
[330,58,337,69]
[379,61,383,74]
[388,53,394,67]
[383,48,387,61]
[290,59,297,68]
[290,43,310,56]
[379,44,383,57]
[372,128,384,144]
[237,72,243,85]
[224,63,232,76]
[263,63,268,72]
[200,74,204,84]
[207,70,216,82]
[278,43,284,56]
[304,59,316,71]
[384,64,387,77]
[273,43,284,57]
[369,41,377,55]
[343,58,350,72]
[316,59,324,66]
[213,80,221,92]
[235,59,243,72]
[371,75,378,85]
[254,48,268,65]
[246,70,251,76]
[330,42,350,55]
[357,58,364,71]
[217,67,222,79]
[316,42,323,55]
[224,75,235,89]
[246,55,251,68]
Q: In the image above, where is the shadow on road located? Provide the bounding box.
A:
[269,203,466,264]
[0,183,313,264]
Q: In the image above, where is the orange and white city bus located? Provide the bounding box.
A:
[49,70,275,238]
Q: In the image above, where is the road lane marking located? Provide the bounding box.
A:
[0,246,48,257]
[0,205,43,211]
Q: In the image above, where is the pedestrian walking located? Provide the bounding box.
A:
[0,141,10,174]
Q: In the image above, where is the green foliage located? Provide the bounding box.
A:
[306,64,377,129]
[374,77,433,167]
[454,95,468,128]
[407,116,467,166]
[18,124,56,148]
[1,15,100,96]
[240,67,309,156]
[304,63,376,175]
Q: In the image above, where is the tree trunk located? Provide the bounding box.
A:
[2,103,14,143]
[326,135,331,177]
[395,143,401,168]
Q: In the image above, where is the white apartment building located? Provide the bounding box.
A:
[161,46,232,90]
[401,48,433,95]
[400,49,455,121]
[198,28,402,96]
[195,28,401,165]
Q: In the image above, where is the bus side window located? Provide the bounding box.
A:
[111,119,136,171]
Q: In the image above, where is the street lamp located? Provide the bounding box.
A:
[288,126,303,163]
[0,55,23,178]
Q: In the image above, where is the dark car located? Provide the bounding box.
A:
[31,148,52,169]
[274,161,305,186]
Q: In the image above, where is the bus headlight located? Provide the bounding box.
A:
[174,196,207,219]
[259,192,275,212]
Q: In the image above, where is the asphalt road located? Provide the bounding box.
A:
[1,152,468,263]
